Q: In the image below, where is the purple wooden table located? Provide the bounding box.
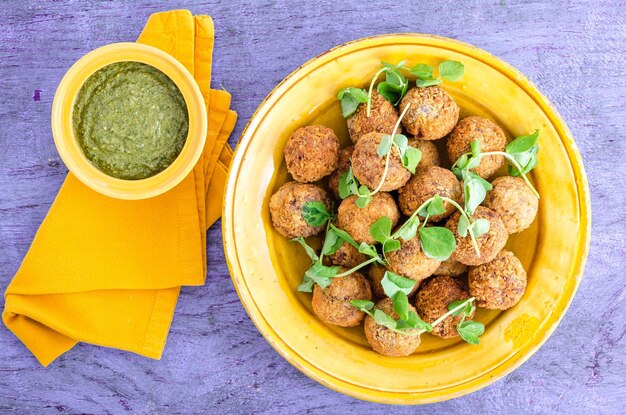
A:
[1,1,624,413]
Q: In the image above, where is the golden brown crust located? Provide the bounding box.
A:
[347,90,400,143]
[328,146,354,200]
[386,233,441,284]
[284,125,340,182]
[399,86,459,140]
[407,138,440,168]
[337,193,400,245]
[446,206,508,266]
[352,132,411,192]
[397,166,462,221]
[483,176,539,234]
[364,298,421,356]
[328,240,368,268]
[468,250,527,309]
[269,182,329,239]
[434,259,468,277]
[415,276,473,338]
[446,116,507,179]
[311,270,372,327]
[366,264,388,299]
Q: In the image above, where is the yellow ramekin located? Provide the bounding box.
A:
[51,42,207,200]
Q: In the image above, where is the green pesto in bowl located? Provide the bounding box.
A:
[72,61,189,180]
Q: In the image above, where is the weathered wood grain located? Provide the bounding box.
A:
[0,0,624,414]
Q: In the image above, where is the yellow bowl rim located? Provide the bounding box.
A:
[51,42,207,200]
[222,33,591,404]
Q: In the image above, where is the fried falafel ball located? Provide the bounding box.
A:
[284,125,340,182]
[446,206,508,266]
[434,259,468,277]
[446,116,507,179]
[398,166,462,221]
[398,86,460,140]
[386,232,440,284]
[483,176,539,234]
[328,146,354,199]
[269,182,329,239]
[347,90,400,143]
[364,298,421,356]
[337,193,400,245]
[328,240,368,268]
[408,137,440,167]
[468,250,527,310]
[415,276,474,339]
[311,269,372,327]
[352,132,411,192]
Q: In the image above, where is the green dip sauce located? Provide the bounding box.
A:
[72,61,189,180]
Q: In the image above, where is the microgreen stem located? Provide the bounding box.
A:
[333,256,380,278]
[365,103,412,198]
[366,67,389,117]
[451,151,540,199]
[430,297,475,328]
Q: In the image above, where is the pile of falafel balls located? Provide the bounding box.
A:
[269,83,539,357]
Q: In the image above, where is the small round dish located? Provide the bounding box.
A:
[52,42,207,200]
[223,34,590,404]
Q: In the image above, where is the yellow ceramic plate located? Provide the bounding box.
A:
[223,34,590,404]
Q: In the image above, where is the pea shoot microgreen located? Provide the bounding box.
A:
[301,201,331,226]
[451,133,541,199]
[447,298,484,344]
[337,103,420,208]
[410,60,465,87]
[294,202,382,292]
[370,217,401,254]
[337,60,465,120]
[351,272,483,344]
[337,87,369,118]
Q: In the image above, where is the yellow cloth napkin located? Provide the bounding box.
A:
[3,10,236,366]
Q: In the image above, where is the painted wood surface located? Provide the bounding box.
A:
[0,1,624,413]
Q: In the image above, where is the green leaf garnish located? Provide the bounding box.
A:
[381,271,416,298]
[409,63,434,79]
[337,87,368,118]
[419,226,456,261]
[376,66,409,105]
[401,146,422,174]
[457,320,485,345]
[357,242,380,259]
[377,135,393,157]
[303,262,339,289]
[470,218,490,238]
[412,60,464,88]
[415,78,442,88]
[370,216,393,244]
[328,224,360,250]
[373,309,398,329]
[394,216,419,241]
[350,299,375,311]
[438,60,465,82]
[426,195,445,216]
[464,177,487,216]
[302,201,330,226]
[321,227,343,256]
[506,130,540,177]
[457,214,470,237]
[292,237,319,262]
